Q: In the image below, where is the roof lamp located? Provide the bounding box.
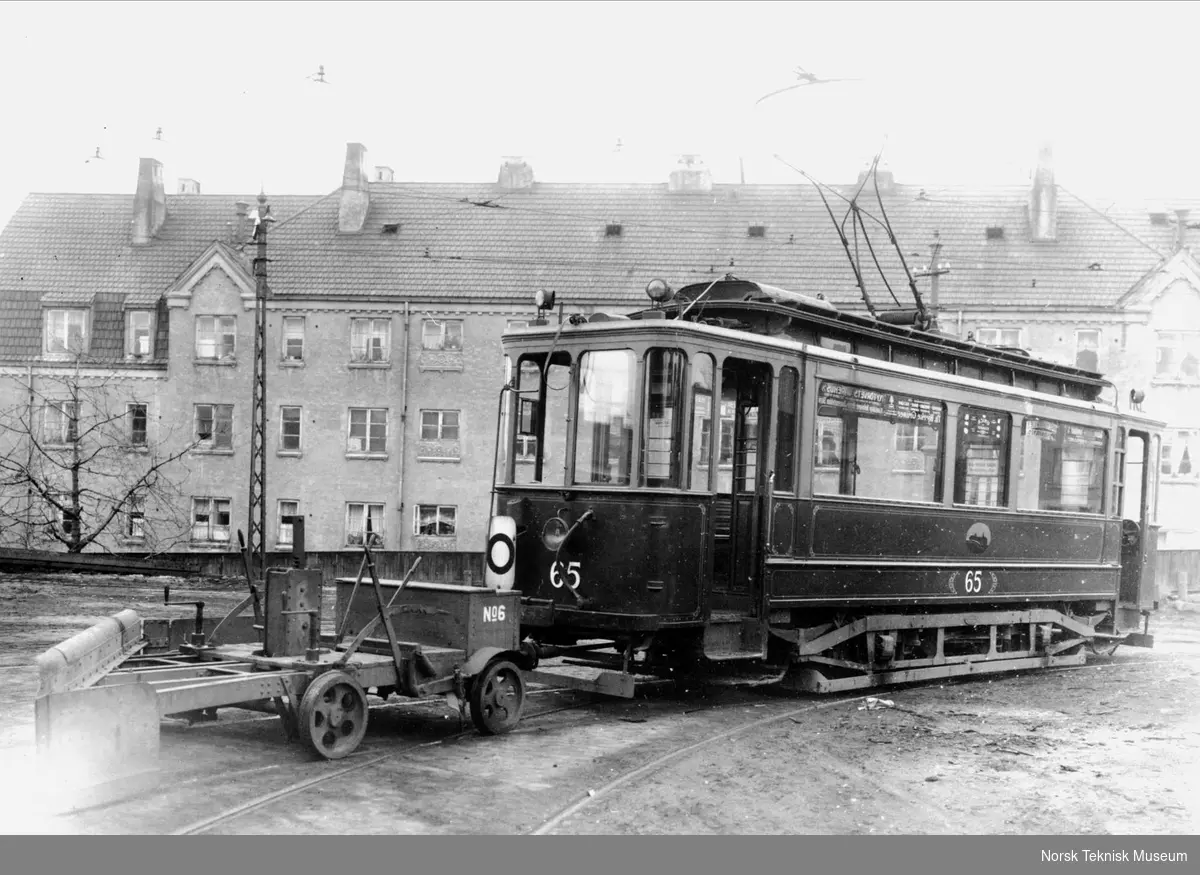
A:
[535,288,556,310]
[645,278,674,305]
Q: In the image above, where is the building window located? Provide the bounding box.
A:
[282,316,305,361]
[127,403,148,446]
[1161,430,1196,479]
[44,401,79,446]
[280,406,301,451]
[351,318,390,362]
[44,309,89,356]
[1155,331,1200,381]
[55,496,80,539]
[126,310,154,357]
[954,407,1011,507]
[975,328,1022,348]
[126,494,145,540]
[421,409,459,440]
[191,497,231,542]
[415,504,456,537]
[346,502,385,546]
[1075,329,1100,371]
[422,319,463,351]
[195,404,233,450]
[195,315,236,360]
[348,408,387,454]
[278,500,299,546]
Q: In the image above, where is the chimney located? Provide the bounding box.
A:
[178,178,201,194]
[497,157,534,190]
[856,164,895,195]
[1174,208,1191,252]
[668,154,712,193]
[374,166,394,183]
[338,142,370,233]
[1028,144,1057,242]
[234,200,250,243]
[131,157,167,245]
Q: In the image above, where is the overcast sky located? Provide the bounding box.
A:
[2,0,1198,227]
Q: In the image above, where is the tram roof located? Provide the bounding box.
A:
[510,277,1114,402]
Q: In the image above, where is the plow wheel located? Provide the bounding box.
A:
[469,659,525,735]
[298,671,369,760]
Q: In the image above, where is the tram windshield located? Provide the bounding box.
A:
[574,349,636,485]
[503,351,571,486]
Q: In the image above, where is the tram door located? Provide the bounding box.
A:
[1118,429,1160,623]
[712,359,772,618]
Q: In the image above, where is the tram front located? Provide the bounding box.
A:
[486,309,710,647]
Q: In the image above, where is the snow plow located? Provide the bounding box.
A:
[32,549,532,812]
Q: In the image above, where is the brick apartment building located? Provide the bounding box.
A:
[0,143,1196,586]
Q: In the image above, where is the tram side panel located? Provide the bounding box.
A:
[765,498,1122,607]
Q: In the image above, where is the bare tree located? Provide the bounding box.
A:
[0,364,196,553]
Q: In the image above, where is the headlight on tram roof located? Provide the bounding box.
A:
[645,278,674,304]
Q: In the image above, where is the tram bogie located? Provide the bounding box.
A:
[492,277,1164,693]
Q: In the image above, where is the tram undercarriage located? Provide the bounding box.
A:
[765,604,1149,693]
[523,602,1154,695]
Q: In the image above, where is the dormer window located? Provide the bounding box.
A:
[748,225,766,238]
[44,309,89,356]
[605,223,623,237]
[126,310,155,357]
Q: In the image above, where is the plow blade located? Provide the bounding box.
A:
[34,682,161,812]
[33,610,161,812]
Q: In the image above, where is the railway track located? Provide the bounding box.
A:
[33,649,1194,835]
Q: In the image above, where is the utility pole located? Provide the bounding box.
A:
[913,232,950,330]
[248,192,274,586]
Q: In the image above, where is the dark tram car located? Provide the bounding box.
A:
[486,278,1163,692]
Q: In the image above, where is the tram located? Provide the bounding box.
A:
[486,277,1163,692]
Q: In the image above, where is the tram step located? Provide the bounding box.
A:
[702,615,765,661]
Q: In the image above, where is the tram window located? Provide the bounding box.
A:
[924,356,951,373]
[1017,418,1106,514]
[857,341,887,360]
[688,354,716,491]
[513,354,570,486]
[1112,428,1126,515]
[819,336,852,354]
[892,350,921,369]
[642,349,686,488]
[774,367,799,492]
[813,381,943,503]
[574,350,635,486]
[958,362,982,381]
[953,407,1010,507]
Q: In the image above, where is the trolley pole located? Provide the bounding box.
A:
[248,192,275,587]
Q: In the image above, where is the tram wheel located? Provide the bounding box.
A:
[468,659,525,735]
[298,671,369,760]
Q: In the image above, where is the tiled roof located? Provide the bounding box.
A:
[268,181,1169,311]
[0,192,318,362]
[0,179,1175,363]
